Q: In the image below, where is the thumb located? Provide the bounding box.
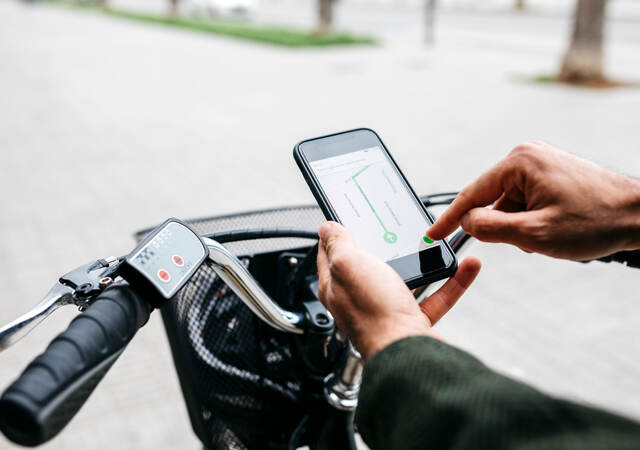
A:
[318,222,356,261]
[460,208,533,244]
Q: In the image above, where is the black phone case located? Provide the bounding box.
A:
[293,127,457,289]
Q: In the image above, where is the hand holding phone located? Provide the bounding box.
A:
[294,128,457,289]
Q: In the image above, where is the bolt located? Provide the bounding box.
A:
[288,256,299,267]
[315,313,330,325]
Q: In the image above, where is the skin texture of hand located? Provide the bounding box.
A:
[317,222,481,360]
[427,142,640,261]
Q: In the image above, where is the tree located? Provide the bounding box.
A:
[316,0,336,35]
[169,0,179,17]
[559,0,608,83]
[424,0,437,44]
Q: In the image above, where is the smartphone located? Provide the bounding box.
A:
[294,128,457,289]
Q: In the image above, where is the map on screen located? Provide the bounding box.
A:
[310,146,438,262]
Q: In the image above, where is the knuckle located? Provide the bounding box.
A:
[463,212,492,238]
[323,229,348,257]
[323,236,339,255]
[317,279,329,301]
[469,215,493,238]
[509,142,539,160]
[508,141,553,162]
[507,142,550,177]
[455,190,473,209]
[317,284,326,300]
[523,217,552,246]
[329,252,352,277]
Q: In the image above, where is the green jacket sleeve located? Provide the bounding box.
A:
[355,336,640,450]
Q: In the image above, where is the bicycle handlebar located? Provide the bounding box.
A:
[0,284,151,446]
[0,214,471,444]
[204,237,306,334]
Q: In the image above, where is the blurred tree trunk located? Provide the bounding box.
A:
[559,0,607,83]
[316,0,335,35]
[515,0,526,10]
[169,0,179,17]
[424,0,436,44]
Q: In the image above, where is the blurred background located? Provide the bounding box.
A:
[0,0,639,448]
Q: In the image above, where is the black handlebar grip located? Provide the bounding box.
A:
[0,284,151,446]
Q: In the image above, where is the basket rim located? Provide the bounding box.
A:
[133,203,321,239]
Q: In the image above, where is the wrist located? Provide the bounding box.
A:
[357,320,442,361]
[617,177,640,251]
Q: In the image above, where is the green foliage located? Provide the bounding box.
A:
[51,1,375,47]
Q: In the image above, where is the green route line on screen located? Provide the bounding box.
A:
[352,164,389,233]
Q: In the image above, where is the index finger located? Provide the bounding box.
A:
[427,160,510,240]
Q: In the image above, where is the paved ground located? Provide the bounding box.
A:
[0,0,639,448]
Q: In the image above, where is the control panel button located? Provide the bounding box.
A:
[122,218,208,303]
[157,269,171,283]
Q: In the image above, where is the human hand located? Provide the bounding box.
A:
[317,222,481,360]
[428,142,640,260]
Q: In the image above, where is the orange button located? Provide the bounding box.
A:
[157,269,171,282]
[172,255,184,267]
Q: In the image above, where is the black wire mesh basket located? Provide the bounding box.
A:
[135,205,325,450]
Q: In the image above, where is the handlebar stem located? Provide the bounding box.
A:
[324,343,362,411]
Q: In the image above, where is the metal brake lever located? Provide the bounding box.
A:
[0,256,122,352]
[0,283,75,352]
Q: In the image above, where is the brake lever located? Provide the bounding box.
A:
[0,256,122,352]
[0,283,74,352]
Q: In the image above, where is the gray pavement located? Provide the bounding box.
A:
[1,0,639,448]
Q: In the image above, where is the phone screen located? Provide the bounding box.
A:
[296,129,456,287]
[308,145,438,264]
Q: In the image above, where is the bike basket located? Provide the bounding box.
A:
[135,205,324,450]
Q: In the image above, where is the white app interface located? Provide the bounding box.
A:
[310,146,438,262]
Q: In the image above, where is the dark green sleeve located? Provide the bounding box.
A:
[355,336,640,450]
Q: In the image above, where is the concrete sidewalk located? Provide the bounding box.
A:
[0,1,639,448]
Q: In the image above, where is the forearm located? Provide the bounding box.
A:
[355,336,640,450]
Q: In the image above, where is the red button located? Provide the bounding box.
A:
[157,269,171,282]
[172,255,184,267]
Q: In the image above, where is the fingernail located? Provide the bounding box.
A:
[318,222,335,240]
[460,214,470,230]
[425,226,435,239]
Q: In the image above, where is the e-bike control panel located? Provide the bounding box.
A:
[121,218,208,304]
